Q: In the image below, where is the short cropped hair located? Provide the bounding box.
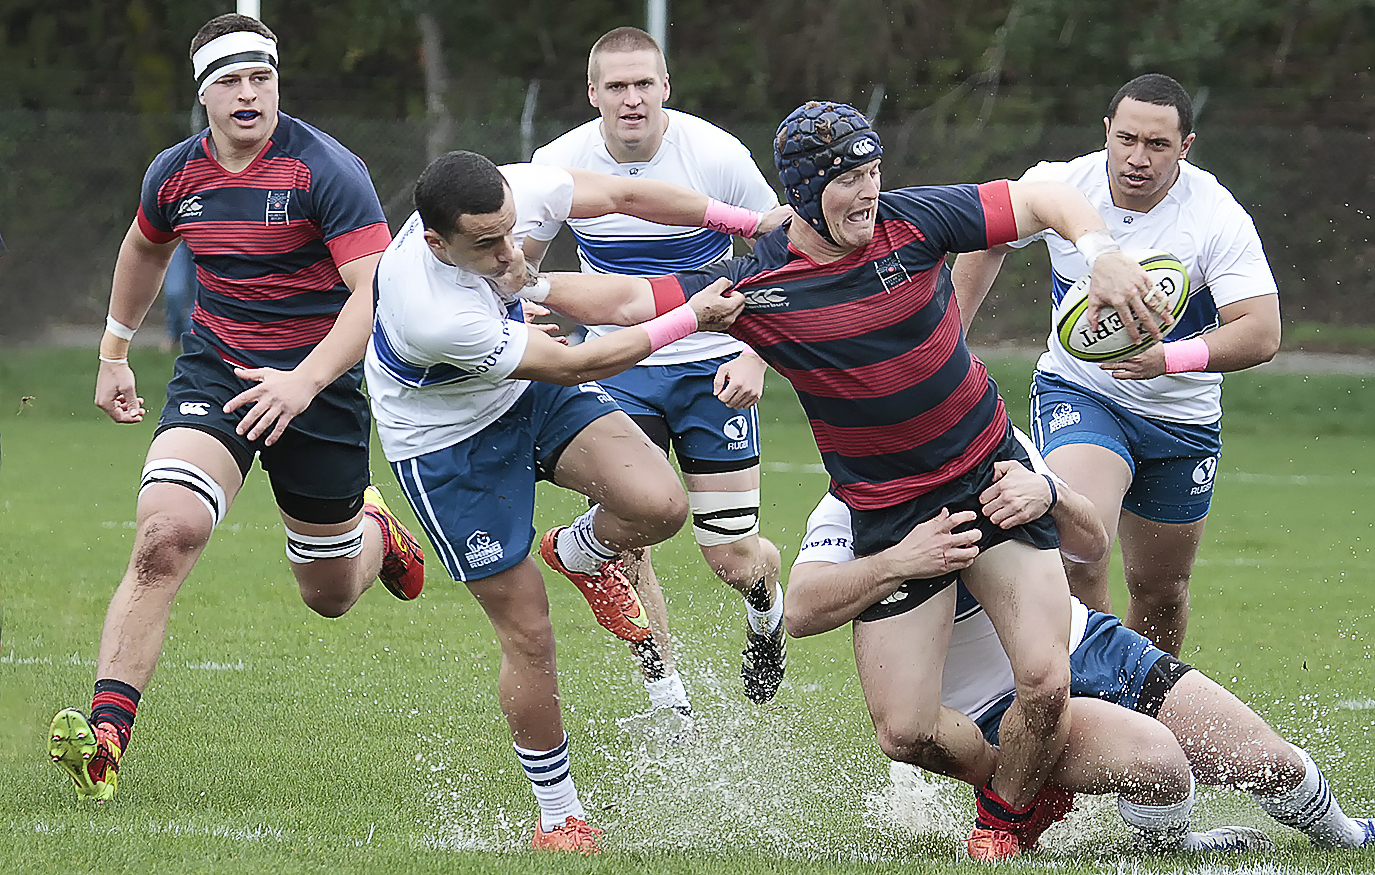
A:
[588,26,666,83]
[1108,73,1194,137]
[190,13,276,59]
[413,151,507,237]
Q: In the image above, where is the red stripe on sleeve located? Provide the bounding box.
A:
[135,205,178,245]
[978,180,1019,248]
[327,222,392,266]
[648,275,688,316]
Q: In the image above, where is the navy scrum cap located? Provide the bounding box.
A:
[774,101,882,243]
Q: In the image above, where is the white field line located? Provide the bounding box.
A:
[24,818,287,842]
[1,650,248,671]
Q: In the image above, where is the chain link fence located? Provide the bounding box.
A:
[2,109,1370,344]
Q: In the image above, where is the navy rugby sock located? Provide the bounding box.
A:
[90,678,141,751]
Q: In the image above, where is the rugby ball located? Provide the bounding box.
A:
[1053,249,1190,363]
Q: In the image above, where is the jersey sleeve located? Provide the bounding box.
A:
[502,163,576,243]
[1199,199,1279,307]
[135,148,184,244]
[1002,161,1062,250]
[307,147,391,266]
[884,182,1019,256]
[792,494,857,568]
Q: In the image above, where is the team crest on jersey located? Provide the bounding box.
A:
[265,190,291,226]
[464,530,504,568]
[742,287,787,310]
[873,253,910,291]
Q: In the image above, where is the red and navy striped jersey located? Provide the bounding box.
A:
[136,113,390,371]
[652,181,1020,510]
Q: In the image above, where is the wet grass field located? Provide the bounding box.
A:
[1,346,1372,874]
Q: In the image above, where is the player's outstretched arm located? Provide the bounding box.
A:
[225,252,382,445]
[95,221,178,424]
[1007,180,1159,342]
[785,509,981,638]
[563,167,763,236]
[512,277,742,385]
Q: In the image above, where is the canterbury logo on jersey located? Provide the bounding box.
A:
[176,196,204,218]
[742,287,787,309]
[179,402,210,416]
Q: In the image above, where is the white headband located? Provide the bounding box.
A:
[192,31,278,95]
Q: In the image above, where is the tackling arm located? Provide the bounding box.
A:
[511,277,741,385]
[783,509,981,638]
[564,167,761,233]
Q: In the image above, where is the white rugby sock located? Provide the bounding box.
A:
[645,672,690,711]
[1255,745,1367,847]
[1118,775,1194,851]
[746,580,784,634]
[515,733,586,832]
[557,507,617,575]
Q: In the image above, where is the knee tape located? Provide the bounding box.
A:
[687,489,760,546]
[140,459,228,530]
[285,519,366,564]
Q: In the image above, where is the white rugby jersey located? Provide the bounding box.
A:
[365,164,575,461]
[530,107,779,365]
[1011,151,1277,423]
[793,491,1089,725]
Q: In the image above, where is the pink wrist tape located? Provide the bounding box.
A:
[702,199,761,237]
[1164,337,1210,373]
[643,303,698,351]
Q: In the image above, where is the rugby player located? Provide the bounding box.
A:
[529,26,787,717]
[954,73,1281,656]
[785,457,1374,854]
[364,150,771,853]
[525,100,1162,859]
[49,13,423,802]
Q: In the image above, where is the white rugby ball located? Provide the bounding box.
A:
[1053,249,1190,363]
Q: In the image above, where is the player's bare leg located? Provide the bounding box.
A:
[466,557,565,749]
[1155,670,1302,793]
[852,586,996,780]
[96,428,244,689]
[551,411,687,550]
[541,411,686,646]
[616,546,676,680]
[962,541,1072,810]
[286,510,388,617]
[686,467,785,703]
[1044,442,1131,615]
[1118,511,1207,656]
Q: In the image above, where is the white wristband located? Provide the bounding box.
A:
[106,315,137,340]
[521,274,550,303]
[1074,229,1121,267]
